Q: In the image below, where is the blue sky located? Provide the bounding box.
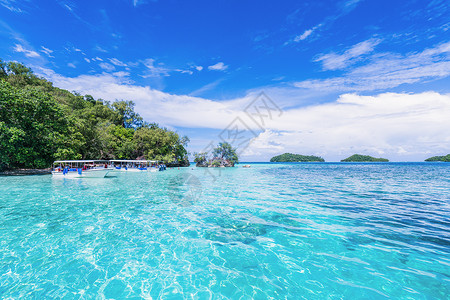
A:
[1,0,450,161]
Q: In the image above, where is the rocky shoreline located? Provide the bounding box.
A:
[0,168,52,176]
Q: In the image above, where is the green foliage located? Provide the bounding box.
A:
[270,153,325,162]
[0,60,189,170]
[112,100,144,128]
[341,154,389,162]
[193,152,207,164]
[195,142,238,167]
[425,154,450,162]
[212,142,239,164]
[133,125,188,163]
[0,80,79,169]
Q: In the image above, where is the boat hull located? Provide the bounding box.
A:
[52,168,112,178]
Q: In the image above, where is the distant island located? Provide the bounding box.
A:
[425,154,450,162]
[341,154,389,162]
[270,153,325,162]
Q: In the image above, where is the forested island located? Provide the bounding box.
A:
[270,153,325,162]
[0,59,189,171]
[425,154,450,162]
[194,142,238,167]
[341,154,389,162]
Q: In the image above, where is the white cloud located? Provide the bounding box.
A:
[195,66,203,71]
[99,62,115,72]
[35,67,243,130]
[208,62,228,71]
[315,38,382,70]
[0,0,23,12]
[294,28,316,42]
[141,58,170,77]
[13,44,40,58]
[67,62,76,68]
[34,66,450,161]
[296,41,450,92]
[109,58,127,67]
[40,46,54,58]
[243,92,450,161]
[94,45,108,53]
[84,58,91,63]
[287,0,363,45]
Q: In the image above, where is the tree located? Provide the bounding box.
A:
[341,154,389,162]
[0,80,80,169]
[112,100,144,128]
[425,154,450,162]
[193,152,207,165]
[212,142,239,164]
[133,125,188,163]
[270,153,325,162]
[0,59,190,169]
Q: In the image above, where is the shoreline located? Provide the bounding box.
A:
[0,169,52,176]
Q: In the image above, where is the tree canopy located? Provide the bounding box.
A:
[425,154,450,162]
[270,153,325,162]
[0,59,189,170]
[341,154,389,162]
[194,142,238,167]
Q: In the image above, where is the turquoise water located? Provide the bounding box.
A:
[0,163,449,299]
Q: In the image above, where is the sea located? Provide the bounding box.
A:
[0,162,449,299]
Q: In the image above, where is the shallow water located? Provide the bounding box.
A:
[0,163,449,299]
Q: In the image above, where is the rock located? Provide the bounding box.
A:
[0,168,52,176]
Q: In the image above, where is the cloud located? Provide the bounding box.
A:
[94,45,108,53]
[295,41,450,92]
[195,66,203,71]
[13,44,40,58]
[294,28,314,42]
[34,67,450,161]
[0,0,24,12]
[132,0,151,7]
[315,38,382,70]
[67,62,76,68]
[40,46,54,57]
[109,58,127,67]
[208,62,228,71]
[35,67,244,130]
[287,0,364,45]
[243,92,450,161]
[141,58,170,77]
[188,78,224,97]
[84,58,90,63]
[99,62,115,72]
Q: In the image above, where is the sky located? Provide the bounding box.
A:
[1,0,449,161]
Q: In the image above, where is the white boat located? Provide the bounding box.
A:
[110,160,161,172]
[52,160,113,178]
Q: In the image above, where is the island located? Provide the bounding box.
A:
[425,154,450,162]
[341,154,389,162]
[194,142,238,167]
[270,153,325,162]
[0,59,189,173]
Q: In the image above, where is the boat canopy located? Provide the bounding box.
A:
[53,160,109,164]
[110,160,159,163]
[53,160,160,165]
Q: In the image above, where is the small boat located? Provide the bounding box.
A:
[52,160,113,178]
[110,160,162,172]
[243,165,251,168]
